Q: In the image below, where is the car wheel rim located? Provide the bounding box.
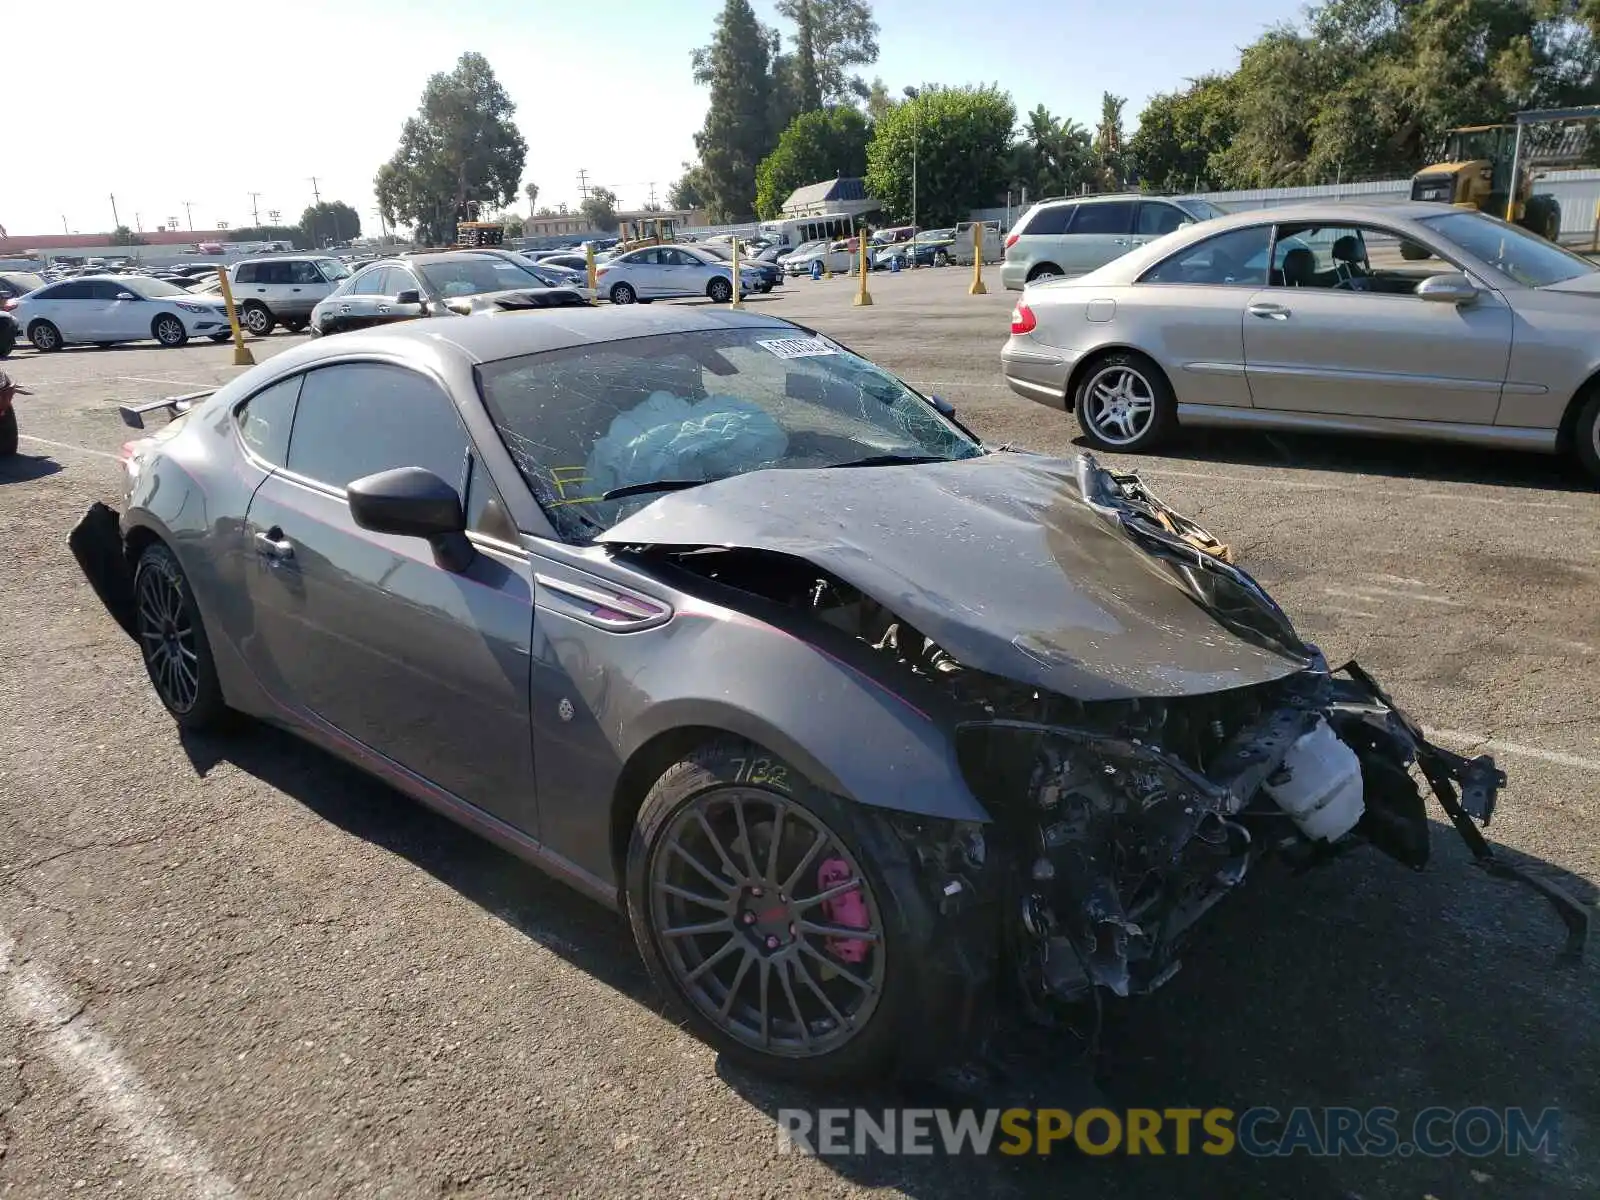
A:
[33,326,56,349]
[1083,364,1156,445]
[159,319,182,343]
[1592,410,1600,465]
[244,309,268,332]
[649,789,885,1058]
[136,561,199,713]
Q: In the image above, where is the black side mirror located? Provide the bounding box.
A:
[395,289,422,305]
[347,466,474,572]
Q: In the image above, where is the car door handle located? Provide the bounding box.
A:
[1249,302,1291,320]
[377,305,389,313]
[1112,238,1128,245]
[254,529,294,562]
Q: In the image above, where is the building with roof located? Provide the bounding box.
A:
[780,177,879,220]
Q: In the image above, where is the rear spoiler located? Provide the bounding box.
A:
[118,388,214,430]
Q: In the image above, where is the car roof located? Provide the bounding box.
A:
[1182,200,1464,230]
[287,305,800,368]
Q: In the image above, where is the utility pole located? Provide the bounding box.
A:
[135,213,143,234]
[110,193,120,231]
[576,168,590,202]
[903,86,921,243]
[249,191,262,226]
[647,181,657,209]
[182,201,194,231]
[61,214,69,234]
[307,177,323,246]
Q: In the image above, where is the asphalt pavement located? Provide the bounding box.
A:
[1,267,1596,1199]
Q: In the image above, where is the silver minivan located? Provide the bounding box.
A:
[1001,194,1227,290]
[228,255,351,335]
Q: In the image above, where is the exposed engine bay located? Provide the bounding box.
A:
[621,454,1589,1038]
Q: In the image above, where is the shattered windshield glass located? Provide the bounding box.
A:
[476,328,984,539]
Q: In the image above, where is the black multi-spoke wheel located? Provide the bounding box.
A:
[132,542,228,730]
[627,740,911,1083]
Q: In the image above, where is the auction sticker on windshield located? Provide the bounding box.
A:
[758,336,838,359]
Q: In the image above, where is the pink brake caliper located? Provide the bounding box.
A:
[816,858,870,964]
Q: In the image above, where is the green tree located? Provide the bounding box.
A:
[524,181,539,212]
[754,106,872,218]
[866,85,1016,225]
[1010,105,1095,199]
[668,162,709,209]
[503,215,525,238]
[109,225,145,246]
[775,0,879,106]
[375,52,528,245]
[580,187,620,231]
[299,201,361,246]
[692,0,775,221]
[864,76,895,123]
[227,225,305,247]
[1092,92,1127,189]
[1126,75,1237,192]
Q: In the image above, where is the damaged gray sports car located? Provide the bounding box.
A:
[69,307,1586,1086]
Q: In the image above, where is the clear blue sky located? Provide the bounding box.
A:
[6,0,1293,237]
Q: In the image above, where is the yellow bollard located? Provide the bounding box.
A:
[215,266,255,366]
[585,243,599,296]
[823,245,833,280]
[852,236,873,306]
[729,238,744,309]
[968,222,988,295]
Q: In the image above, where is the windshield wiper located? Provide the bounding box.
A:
[601,479,713,501]
[824,454,949,469]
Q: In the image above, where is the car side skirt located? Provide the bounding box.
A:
[1175,403,1560,453]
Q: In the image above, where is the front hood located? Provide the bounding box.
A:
[1539,272,1600,297]
[444,287,588,314]
[599,453,1310,700]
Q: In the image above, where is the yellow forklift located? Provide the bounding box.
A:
[1407,105,1600,253]
[615,216,678,250]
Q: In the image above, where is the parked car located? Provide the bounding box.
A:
[783,240,855,277]
[12,274,233,350]
[780,240,829,275]
[309,251,588,337]
[1002,200,1600,478]
[695,242,782,290]
[949,221,1004,266]
[67,305,1553,1085]
[446,248,596,300]
[595,244,763,304]
[228,255,353,336]
[873,229,956,270]
[0,271,46,303]
[536,253,591,274]
[1001,194,1228,290]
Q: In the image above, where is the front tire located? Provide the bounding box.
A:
[132,542,229,731]
[241,304,275,336]
[152,315,188,347]
[609,282,637,305]
[626,739,913,1085]
[1073,350,1177,452]
[28,320,61,352]
[707,276,733,303]
[1574,388,1600,482]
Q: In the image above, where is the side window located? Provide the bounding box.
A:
[89,280,128,300]
[1138,225,1273,287]
[48,281,91,300]
[289,260,323,284]
[464,456,518,542]
[235,263,258,284]
[625,249,658,266]
[235,375,303,464]
[1071,201,1135,235]
[285,364,470,492]
[350,268,388,296]
[1137,202,1188,237]
[1021,204,1075,236]
[387,267,419,295]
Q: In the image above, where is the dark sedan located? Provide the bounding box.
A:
[695,242,781,291]
[308,251,587,336]
[66,308,1574,1086]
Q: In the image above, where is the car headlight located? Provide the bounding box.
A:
[176,302,211,314]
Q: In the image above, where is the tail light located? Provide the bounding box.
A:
[1004,233,1020,251]
[1010,302,1036,335]
[1,298,16,312]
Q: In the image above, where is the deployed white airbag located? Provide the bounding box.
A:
[585,390,789,497]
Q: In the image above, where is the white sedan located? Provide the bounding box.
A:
[594,244,764,304]
[14,274,234,350]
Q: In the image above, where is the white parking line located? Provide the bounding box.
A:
[0,930,241,1199]
[1427,728,1600,774]
[18,434,118,461]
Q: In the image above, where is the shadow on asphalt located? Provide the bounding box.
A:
[177,722,1598,1200]
[1095,426,1598,494]
[0,452,63,482]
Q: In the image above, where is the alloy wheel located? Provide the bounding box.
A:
[647,789,885,1057]
[1082,363,1157,446]
[156,317,184,346]
[136,557,200,713]
[30,323,59,351]
[243,307,270,334]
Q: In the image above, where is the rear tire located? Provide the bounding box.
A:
[0,408,17,457]
[28,320,62,352]
[1027,263,1064,283]
[1072,349,1177,453]
[707,277,733,303]
[609,282,637,305]
[241,304,274,336]
[132,542,230,732]
[626,737,919,1086]
[1574,388,1600,483]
